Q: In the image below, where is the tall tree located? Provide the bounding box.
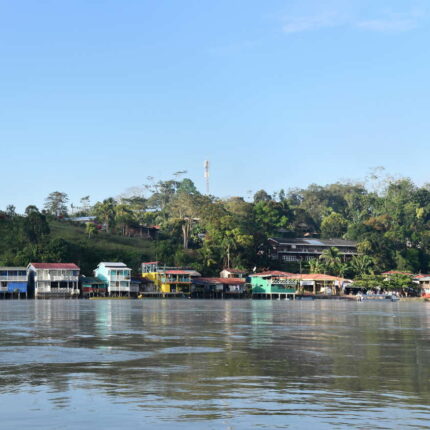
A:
[253,200,290,236]
[93,198,116,233]
[321,212,348,238]
[23,206,50,243]
[253,190,272,203]
[168,191,202,249]
[44,191,69,217]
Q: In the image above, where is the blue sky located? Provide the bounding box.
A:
[1,0,429,211]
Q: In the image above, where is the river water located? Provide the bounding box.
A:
[0,299,430,429]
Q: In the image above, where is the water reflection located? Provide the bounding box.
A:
[0,300,429,428]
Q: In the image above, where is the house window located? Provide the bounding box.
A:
[282,255,298,262]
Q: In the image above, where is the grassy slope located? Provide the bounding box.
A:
[49,221,158,276]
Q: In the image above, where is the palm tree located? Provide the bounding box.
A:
[349,255,375,277]
[319,247,342,275]
[85,222,97,239]
[115,204,133,236]
[337,262,348,278]
[308,258,325,274]
[93,198,116,233]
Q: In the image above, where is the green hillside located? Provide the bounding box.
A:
[49,221,158,275]
[0,213,158,276]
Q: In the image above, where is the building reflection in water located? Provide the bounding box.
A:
[0,300,429,428]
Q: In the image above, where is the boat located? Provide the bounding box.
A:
[357,293,400,302]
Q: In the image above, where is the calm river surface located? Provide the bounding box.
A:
[1,299,430,429]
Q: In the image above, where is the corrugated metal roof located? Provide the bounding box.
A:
[269,237,357,247]
[30,263,80,269]
[193,277,246,285]
[250,270,295,277]
[100,262,129,268]
[221,268,247,274]
[382,270,412,276]
[286,273,349,282]
[164,270,201,276]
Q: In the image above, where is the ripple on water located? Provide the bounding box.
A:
[159,346,223,354]
[0,346,149,364]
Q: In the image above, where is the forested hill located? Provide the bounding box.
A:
[2,173,430,278]
[0,216,157,275]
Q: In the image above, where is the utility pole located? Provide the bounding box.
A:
[204,160,210,195]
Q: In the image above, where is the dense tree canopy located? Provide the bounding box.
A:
[2,173,430,278]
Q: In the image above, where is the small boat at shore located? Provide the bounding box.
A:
[357,294,400,302]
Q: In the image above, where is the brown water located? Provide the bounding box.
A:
[0,299,430,429]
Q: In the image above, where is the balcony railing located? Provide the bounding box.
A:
[36,286,78,294]
[0,276,27,282]
[161,277,191,283]
[109,276,131,281]
[279,248,357,254]
[109,286,132,292]
[271,279,298,286]
[36,275,79,281]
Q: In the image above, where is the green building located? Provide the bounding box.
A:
[250,271,297,299]
[81,276,108,297]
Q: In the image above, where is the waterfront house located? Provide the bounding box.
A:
[0,267,28,298]
[268,237,357,262]
[382,270,413,277]
[250,271,297,299]
[93,262,136,296]
[191,277,247,298]
[417,277,430,298]
[27,263,80,298]
[80,276,108,297]
[220,268,247,279]
[141,262,201,296]
[286,273,349,295]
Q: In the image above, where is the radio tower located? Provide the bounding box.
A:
[204,160,210,195]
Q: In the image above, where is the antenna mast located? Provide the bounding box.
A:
[204,160,210,195]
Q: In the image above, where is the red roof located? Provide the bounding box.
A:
[251,271,295,277]
[30,263,80,269]
[382,271,413,276]
[194,277,246,285]
[165,270,199,275]
[285,273,348,282]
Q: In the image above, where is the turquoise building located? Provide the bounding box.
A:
[94,262,136,296]
[250,271,297,299]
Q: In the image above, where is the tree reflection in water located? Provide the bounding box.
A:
[0,300,429,428]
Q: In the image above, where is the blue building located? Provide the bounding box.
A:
[0,267,28,298]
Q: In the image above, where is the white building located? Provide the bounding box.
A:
[27,263,80,298]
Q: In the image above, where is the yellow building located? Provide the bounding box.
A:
[141,262,201,296]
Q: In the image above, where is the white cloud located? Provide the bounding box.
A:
[356,18,418,32]
[356,9,424,32]
[283,12,342,33]
[282,4,426,34]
